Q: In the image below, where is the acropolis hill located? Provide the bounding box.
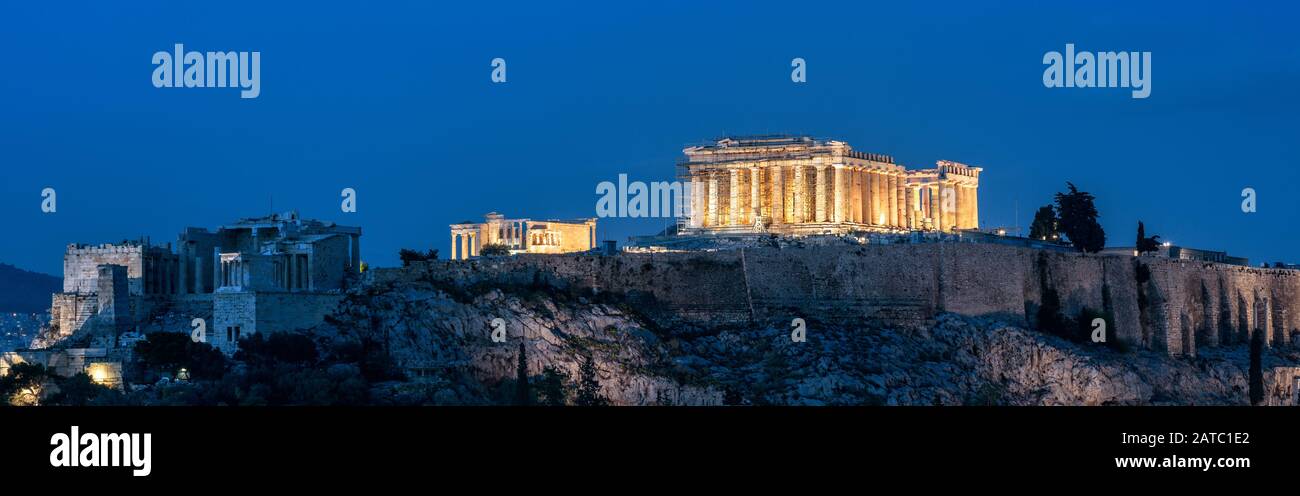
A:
[357,240,1300,405]
[374,241,1300,357]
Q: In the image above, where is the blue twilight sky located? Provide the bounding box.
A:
[1,1,1297,275]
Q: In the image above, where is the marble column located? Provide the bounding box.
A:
[866,171,877,225]
[951,185,961,229]
[733,170,743,225]
[770,165,784,224]
[905,186,915,229]
[887,173,898,228]
[937,183,948,232]
[964,185,974,228]
[900,179,909,228]
[877,171,888,226]
[954,185,965,229]
[920,186,929,229]
[750,167,761,224]
[956,184,967,228]
[792,165,806,223]
[930,184,941,231]
[832,166,845,223]
[948,184,959,230]
[814,165,828,222]
[850,168,862,223]
[861,171,870,225]
[708,174,719,226]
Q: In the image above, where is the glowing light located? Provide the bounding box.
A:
[86,363,117,386]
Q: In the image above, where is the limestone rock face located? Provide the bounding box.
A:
[321,284,723,406]
[320,281,1296,406]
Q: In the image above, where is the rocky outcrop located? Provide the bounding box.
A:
[368,243,1300,358]
[317,272,1300,406]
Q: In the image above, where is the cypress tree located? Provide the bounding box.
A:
[515,342,530,406]
[1249,329,1264,406]
[1055,182,1106,253]
[538,366,570,406]
[575,352,607,406]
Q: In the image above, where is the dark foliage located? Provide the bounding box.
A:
[1249,329,1264,405]
[133,332,227,380]
[515,342,531,406]
[399,248,439,266]
[1054,182,1106,253]
[480,244,511,257]
[575,353,607,406]
[1028,205,1059,241]
[537,366,570,406]
[1135,221,1161,254]
[234,332,319,366]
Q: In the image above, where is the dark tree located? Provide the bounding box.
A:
[1028,205,1059,241]
[575,353,607,406]
[723,387,744,406]
[1054,183,1106,253]
[133,332,227,380]
[515,342,530,406]
[51,373,111,406]
[398,248,439,266]
[234,332,319,366]
[0,362,52,405]
[1135,221,1161,254]
[1249,329,1264,406]
[537,366,570,406]
[480,244,511,257]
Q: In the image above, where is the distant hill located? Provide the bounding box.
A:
[0,263,60,313]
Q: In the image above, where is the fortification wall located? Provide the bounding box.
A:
[387,243,1300,355]
[63,245,145,294]
[212,291,343,354]
[254,293,343,334]
[50,293,97,341]
[213,293,255,354]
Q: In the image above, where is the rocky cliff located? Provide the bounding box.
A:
[367,242,1300,358]
[316,254,1300,406]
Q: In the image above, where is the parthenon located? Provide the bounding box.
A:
[679,136,981,235]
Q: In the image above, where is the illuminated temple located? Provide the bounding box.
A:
[679,136,981,235]
[449,212,597,260]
